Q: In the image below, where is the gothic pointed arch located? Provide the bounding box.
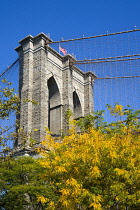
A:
[73,91,82,119]
[47,76,61,135]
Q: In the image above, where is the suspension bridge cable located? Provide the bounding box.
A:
[75,54,140,63]
[0,58,19,77]
[75,57,140,64]
[95,75,140,80]
[0,124,16,135]
[49,29,140,44]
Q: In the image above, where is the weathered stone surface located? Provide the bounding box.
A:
[15,33,96,145]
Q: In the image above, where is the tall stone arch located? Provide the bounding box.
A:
[73,91,82,119]
[47,76,61,134]
[15,33,96,147]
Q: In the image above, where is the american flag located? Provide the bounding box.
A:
[59,46,67,55]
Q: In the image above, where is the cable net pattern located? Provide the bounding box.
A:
[0,60,19,151]
[51,30,140,122]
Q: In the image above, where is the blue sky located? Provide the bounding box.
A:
[0,0,140,73]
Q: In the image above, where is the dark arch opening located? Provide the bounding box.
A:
[73,91,82,119]
[47,77,61,134]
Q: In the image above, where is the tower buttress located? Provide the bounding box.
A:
[15,33,96,151]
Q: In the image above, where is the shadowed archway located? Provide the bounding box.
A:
[48,76,61,134]
[73,91,82,119]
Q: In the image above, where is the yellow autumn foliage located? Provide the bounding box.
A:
[37,106,140,209]
[37,195,49,203]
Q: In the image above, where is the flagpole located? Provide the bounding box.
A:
[59,43,60,54]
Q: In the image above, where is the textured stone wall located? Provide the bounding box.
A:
[15,33,96,145]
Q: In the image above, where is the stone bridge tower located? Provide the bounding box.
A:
[15,33,96,147]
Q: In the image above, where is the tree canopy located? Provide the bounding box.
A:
[35,105,140,209]
[1,103,140,210]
